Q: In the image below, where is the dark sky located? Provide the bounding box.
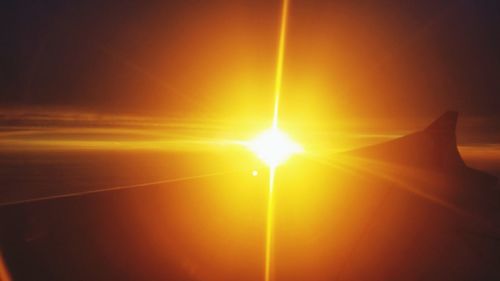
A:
[1,0,500,121]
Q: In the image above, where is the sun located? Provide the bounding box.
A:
[247,127,303,168]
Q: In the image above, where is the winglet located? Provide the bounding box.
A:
[422,111,464,168]
[425,111,458,134]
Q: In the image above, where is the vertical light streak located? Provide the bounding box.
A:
[266,1,290,281]
[264,168,276,281]
[272,0,290,129]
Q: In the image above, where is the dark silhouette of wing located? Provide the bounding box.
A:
[348,111,497,187]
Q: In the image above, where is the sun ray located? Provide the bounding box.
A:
[308,153,491,226]
[0,170,235,207]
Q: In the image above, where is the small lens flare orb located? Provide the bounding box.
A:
[247,128,303,168]
[252,170,259,176]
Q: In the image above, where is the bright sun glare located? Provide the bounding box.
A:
[247,128,303,168]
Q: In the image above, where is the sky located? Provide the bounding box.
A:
[1,0,499,148]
